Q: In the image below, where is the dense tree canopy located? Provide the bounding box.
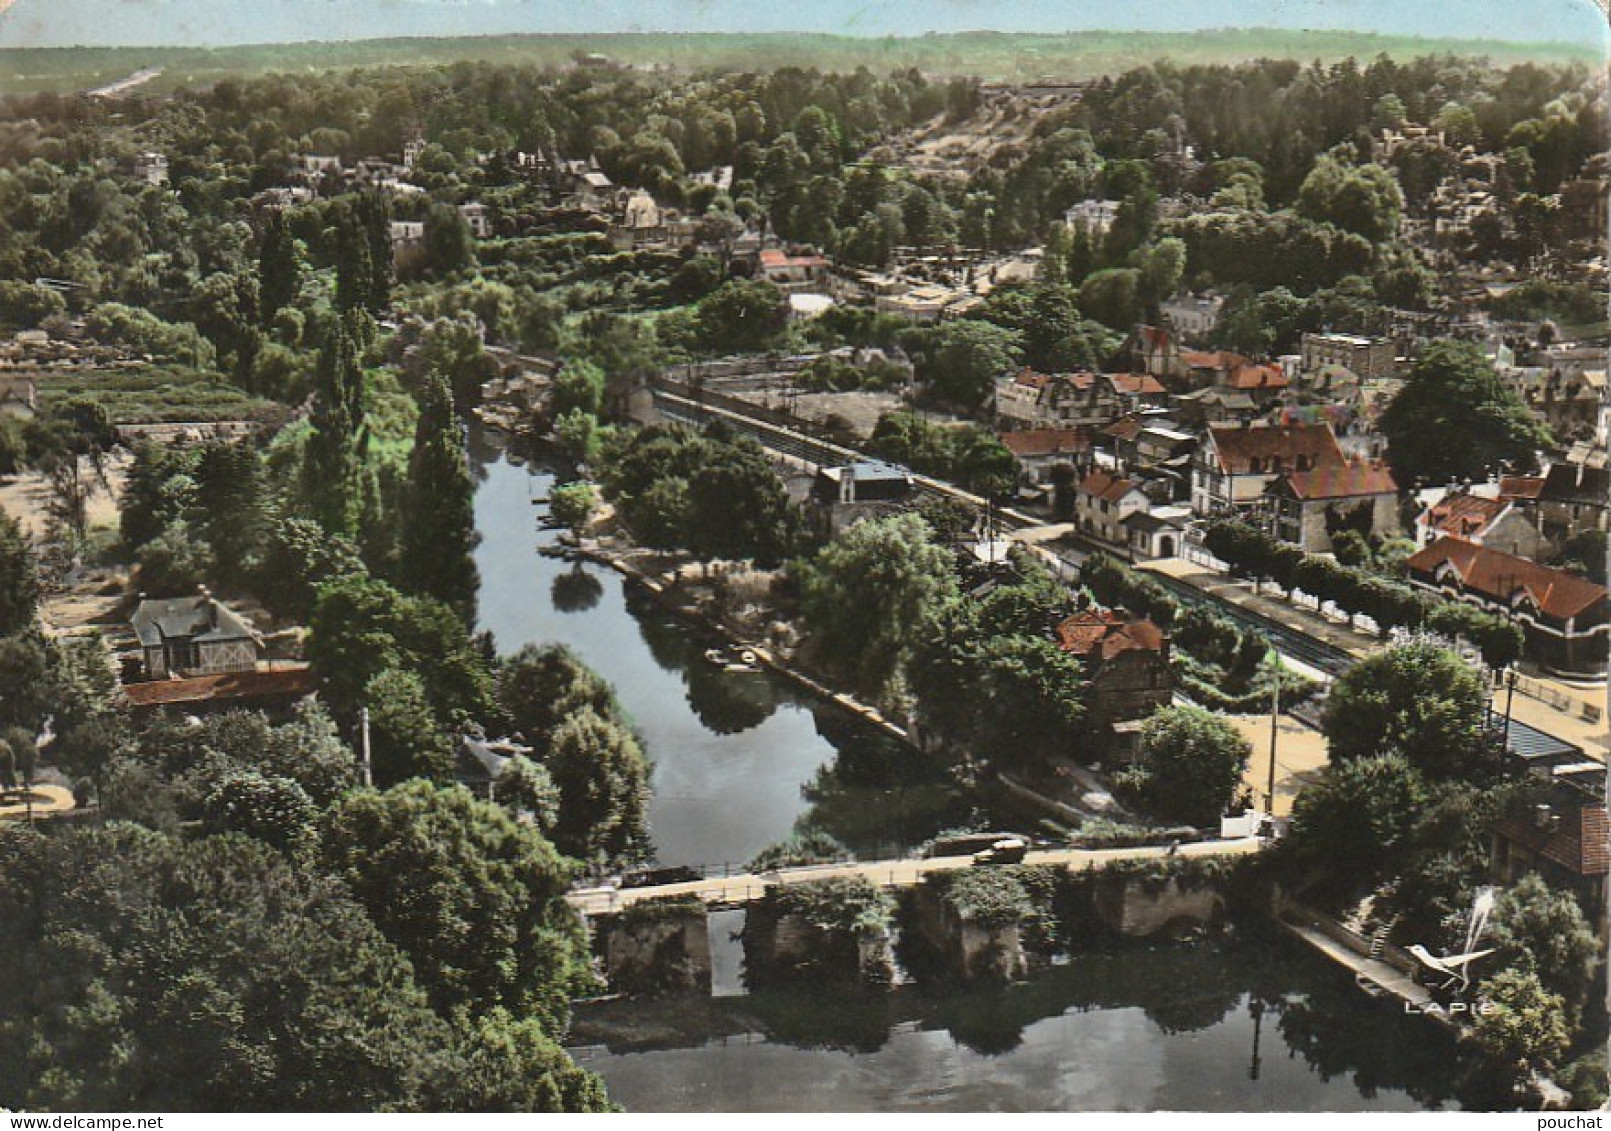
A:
[320,780,594,1028]
[796,512,960,696]
[1321,640,1494,780]
[1380,341,1551,486]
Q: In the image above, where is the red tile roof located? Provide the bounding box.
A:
[1182,349,1250,372]
[1279,462,1398,500]
[1012,367,1051,389]
[1077,469,1143,503]
[1227,363,1288,391]
[1106,372,1166,396]
[1423,492,1507,538]
[1498,475,1546,501]
[1406,537,1608,620]
[123,667,317,708]
[1207,423,1347,475]
[1496,803,1609,877]
[1103,415,1146,442]
[1055,610,1167,659]
[998,428,1092,458]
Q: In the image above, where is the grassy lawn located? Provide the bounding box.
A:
[33,365,286,425]
[0,29,1597,96]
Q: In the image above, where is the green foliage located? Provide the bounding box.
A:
[399,373,479,621]
[200,769,319,855]
[1489,873,1598,1022]
[1205,519,1522,666]
[544,707,651,866]
[304,320,369,537]
[0,508,39,636]
[0,824,455,1111]
[1115,705,1251,826]
[900,319,1023,410]
[1321,640,1494,780]
[868,412,1017,496]
[1473,967,1571,1072]
[84,303,218,369]
[547,481,596,537]
[492,753,561,834]
[133,520,213,596]
[432,1009,615,1112]
[1489,279,1607,326]
[424,201,476,277]
[320,780,593,1028]
[550,359,606,419]
[306,575,494,730]
[596,424,801,565]
[795,512,960,696]
[1380,341,1550,486]
[764,875,893,936]
[748,829,849,872]
[365,667,458,786]
[193,439,269,589]
[495,643,620,748]
[1283,754,1430,906]
[693,278,788,354]
[909,595,1086,774]
[0,280,65,329]
[929,867,1035,930]
[1296,156,1404,242]
[257,515,368,620]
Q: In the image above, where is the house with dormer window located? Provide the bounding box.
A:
[1405,537,1608,675]
[1190,422,1347,519]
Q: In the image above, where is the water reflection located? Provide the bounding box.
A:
[569,940,1483,1112]
[550,567,604,614]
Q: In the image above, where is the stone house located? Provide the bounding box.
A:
[1191,422,1347,519]
[1536,463,1609,542]
[997,428,1092,485]
[1264,460,1400,553]
[1406,537,1609,675]
[1075,469,1150,546]
[1122,507,1190,561]
[1299,332,1397,379]
[810,460,914,536]
[1413,487,1549,560]
[1054,610,1172,763]
[131,592,262,680]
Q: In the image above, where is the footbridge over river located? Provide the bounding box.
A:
[567,836,1262,917]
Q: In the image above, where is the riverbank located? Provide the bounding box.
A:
[575,538,919,749]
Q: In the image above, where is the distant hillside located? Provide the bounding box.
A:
[0,28,1600,97]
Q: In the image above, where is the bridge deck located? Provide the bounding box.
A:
[568,837,1261,916]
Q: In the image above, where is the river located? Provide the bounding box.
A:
[469,433,1492,1113]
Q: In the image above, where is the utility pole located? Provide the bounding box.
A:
[359,706,374,788]
[1265,655,1280,817]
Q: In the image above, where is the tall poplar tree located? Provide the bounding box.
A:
[306,320,367,538]
[257,210,300,326]
[400,372,478,621]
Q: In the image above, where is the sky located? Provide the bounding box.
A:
[0,0,1605,50]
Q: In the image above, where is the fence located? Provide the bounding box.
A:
[1510,673,1603,723]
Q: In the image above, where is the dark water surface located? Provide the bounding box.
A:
[567,940,1498,1113]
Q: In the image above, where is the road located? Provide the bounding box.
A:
[567,835,1262,916]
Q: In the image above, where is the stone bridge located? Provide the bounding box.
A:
[566,836,1261,917]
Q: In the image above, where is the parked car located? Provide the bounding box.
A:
[971,837,1029,866]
